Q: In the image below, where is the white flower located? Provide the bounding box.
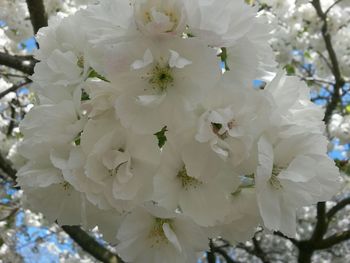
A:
[153,140,239,226]
[266,70,325,138]
[116,205,210,263]
[329,113,350,144]
[33,49,85,87]
[187,0,259,47]
[79,0,134,46]
[19,100,85,159]
[81,79,120,118]
[7,141,27,170]
[17,156,63,188]
[133,0,194,36]
[220,188,261,244]
[18,155,87,225]
[195,81,271,171]
[255,135,341,236]
[33,13,98,103]
[83,201,124,244]
[79,115,161,210]
[106,36,220,134]
[14,0,344,254]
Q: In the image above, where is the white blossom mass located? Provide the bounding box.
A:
[15,0,341,262]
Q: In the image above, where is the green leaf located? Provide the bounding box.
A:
[335,160,350,177]
[74,137,81,146]
[284,64,295,75]
[245,0,255,5]
[212,123,222,130]
[88,69,110,82]
[346,105,350,113]
[81,90,90,101]
[304,51,312,60]
[154,126,168,148]
[219,48,230,71]
[74,131,82,146]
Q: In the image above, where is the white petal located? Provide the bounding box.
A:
[163,223,182,252]
[169,50,192,69]
[131,49,154,70]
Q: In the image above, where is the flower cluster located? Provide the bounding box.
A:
[17,0,341,262]
[259,0,350,79]
[0,0,96,44]
[329,113,350,144]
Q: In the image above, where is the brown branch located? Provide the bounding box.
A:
[25,0,48,35]
[251,235,270,263]
[296,199,350,262]
[274,231,299,246]
[61,225,122,263]
[0,207,19,222]
[327,197,350,220]
[7,99,17,136]
[0,153,17,181]
[207,239,217,263]
[0,81,32,100]
[311,0,345,124]
[315,230,350,249]
[325,0,344,15]
[0,72,28,79]
[311,202,328,242]
[236,241,269,263]
[316,51,333,73]
[297,202,327,263]
[0,52,36,75]
[299,76,335,86]
[211,247,239,263]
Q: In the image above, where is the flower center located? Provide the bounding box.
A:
[211,120,236,140]
[269,165,283,190]
[148,218,173,247]
[77,55,84,69]
[177,166,202,190]
[61,181,71,191]
[148,63,174,91]
[142,6,180,33]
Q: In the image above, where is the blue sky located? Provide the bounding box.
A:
[21,37,37,52]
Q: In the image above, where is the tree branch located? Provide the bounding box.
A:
[311,202,328,242]
[315,230,350,249]
[325,0,344,15]
[207,239,217,263]
[7,99,17,136]
[0,153,17,181]
[0,207,19,222]
[300,76,335,86]
[311,0,345,124]
[327,197,350,220]
[296,199,350,262]
[274,231,299,246]
[251,235,269,263]
[0,52,36,75]
[61,225,122,263]
[0,72,28,79]
[316,50,333,73]
[0,81,32,100]
[211,247,239,263]
[25,0,48,35]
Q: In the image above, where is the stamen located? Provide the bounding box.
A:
[269,166,283,190]
[148,218,173,247]
[177,166,202,190]
[148,63,174,91]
